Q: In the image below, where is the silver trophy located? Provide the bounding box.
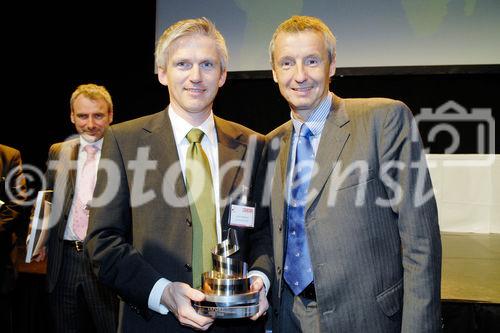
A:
[193,229,259,318]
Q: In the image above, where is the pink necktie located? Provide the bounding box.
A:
[72,144,99,240]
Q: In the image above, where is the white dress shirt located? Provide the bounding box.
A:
[287,93,332,201]
[64,136,103,241]
[169,106,222,241]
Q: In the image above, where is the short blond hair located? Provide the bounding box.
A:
[269,15,336,68]
[70,84,113,113]
[155,17,228,71]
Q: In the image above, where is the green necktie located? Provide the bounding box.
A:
[185,128,216,289]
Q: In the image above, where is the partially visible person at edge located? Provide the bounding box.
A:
[1,144,27,333]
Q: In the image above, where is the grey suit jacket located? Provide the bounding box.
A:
[86,109,273,332]
[265,94,441,332]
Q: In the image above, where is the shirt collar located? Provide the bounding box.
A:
[168,105,217,145]
[290,92,332,137]
[79,136,103,152]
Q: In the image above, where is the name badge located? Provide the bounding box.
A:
[229,204,255,228]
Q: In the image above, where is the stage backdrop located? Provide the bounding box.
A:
[156,0,500,71]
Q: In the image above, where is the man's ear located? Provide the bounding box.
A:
[329,57,336,77]
[218,69,227,88]
[272,69,278,83]
[158,67,168,87]
[108,110,114,125]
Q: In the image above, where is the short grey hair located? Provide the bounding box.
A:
[269,15,336,68]
[155,17,228,71]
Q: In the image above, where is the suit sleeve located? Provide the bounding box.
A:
[85,127,162,315]
[44,144,57,189]
[42,143,71,248]
[248,136,274,283]
[378,102,442,332]
[0,149,27,236]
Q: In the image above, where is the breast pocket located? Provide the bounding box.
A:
[333,167,375,191]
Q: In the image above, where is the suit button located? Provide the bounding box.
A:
[184,264,192,272]
[277,266,282,275]
[274,309,279,317]
[278,224,282,232]
[186,218,192,227]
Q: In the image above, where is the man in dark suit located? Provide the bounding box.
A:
[34,84,118,332]
[263,16,442,332]
[86,18,273,332]
[0,144,27,333]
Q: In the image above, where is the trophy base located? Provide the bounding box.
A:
[194,291,259,318]
[193,302,259,319]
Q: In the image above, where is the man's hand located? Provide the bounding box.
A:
[161,282,214,330]
[249,276,269,321]
[32,246,47,262]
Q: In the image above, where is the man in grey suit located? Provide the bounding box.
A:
[34,84,118,332]
[263,16,442,332]
[86,18,272,332]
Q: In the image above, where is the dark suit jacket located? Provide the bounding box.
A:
[0,144,27,293]
[86,109,273,332]
[44,139,80,292]
[264,95,442,333]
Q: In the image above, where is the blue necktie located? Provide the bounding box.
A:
[284,124,315,295]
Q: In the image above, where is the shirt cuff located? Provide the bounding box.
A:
[148,278,171,314]
[248,270,270,296]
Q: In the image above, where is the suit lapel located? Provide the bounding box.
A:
[306,94,350,213]
[214,116,247,226]
[68,142,79,195]
[141,110,188,206]
[271,121,292,228]
[56,139,79,238]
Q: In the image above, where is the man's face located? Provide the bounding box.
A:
[70,96,113,142]
[158,34,227,119]
[272,30,335,118]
